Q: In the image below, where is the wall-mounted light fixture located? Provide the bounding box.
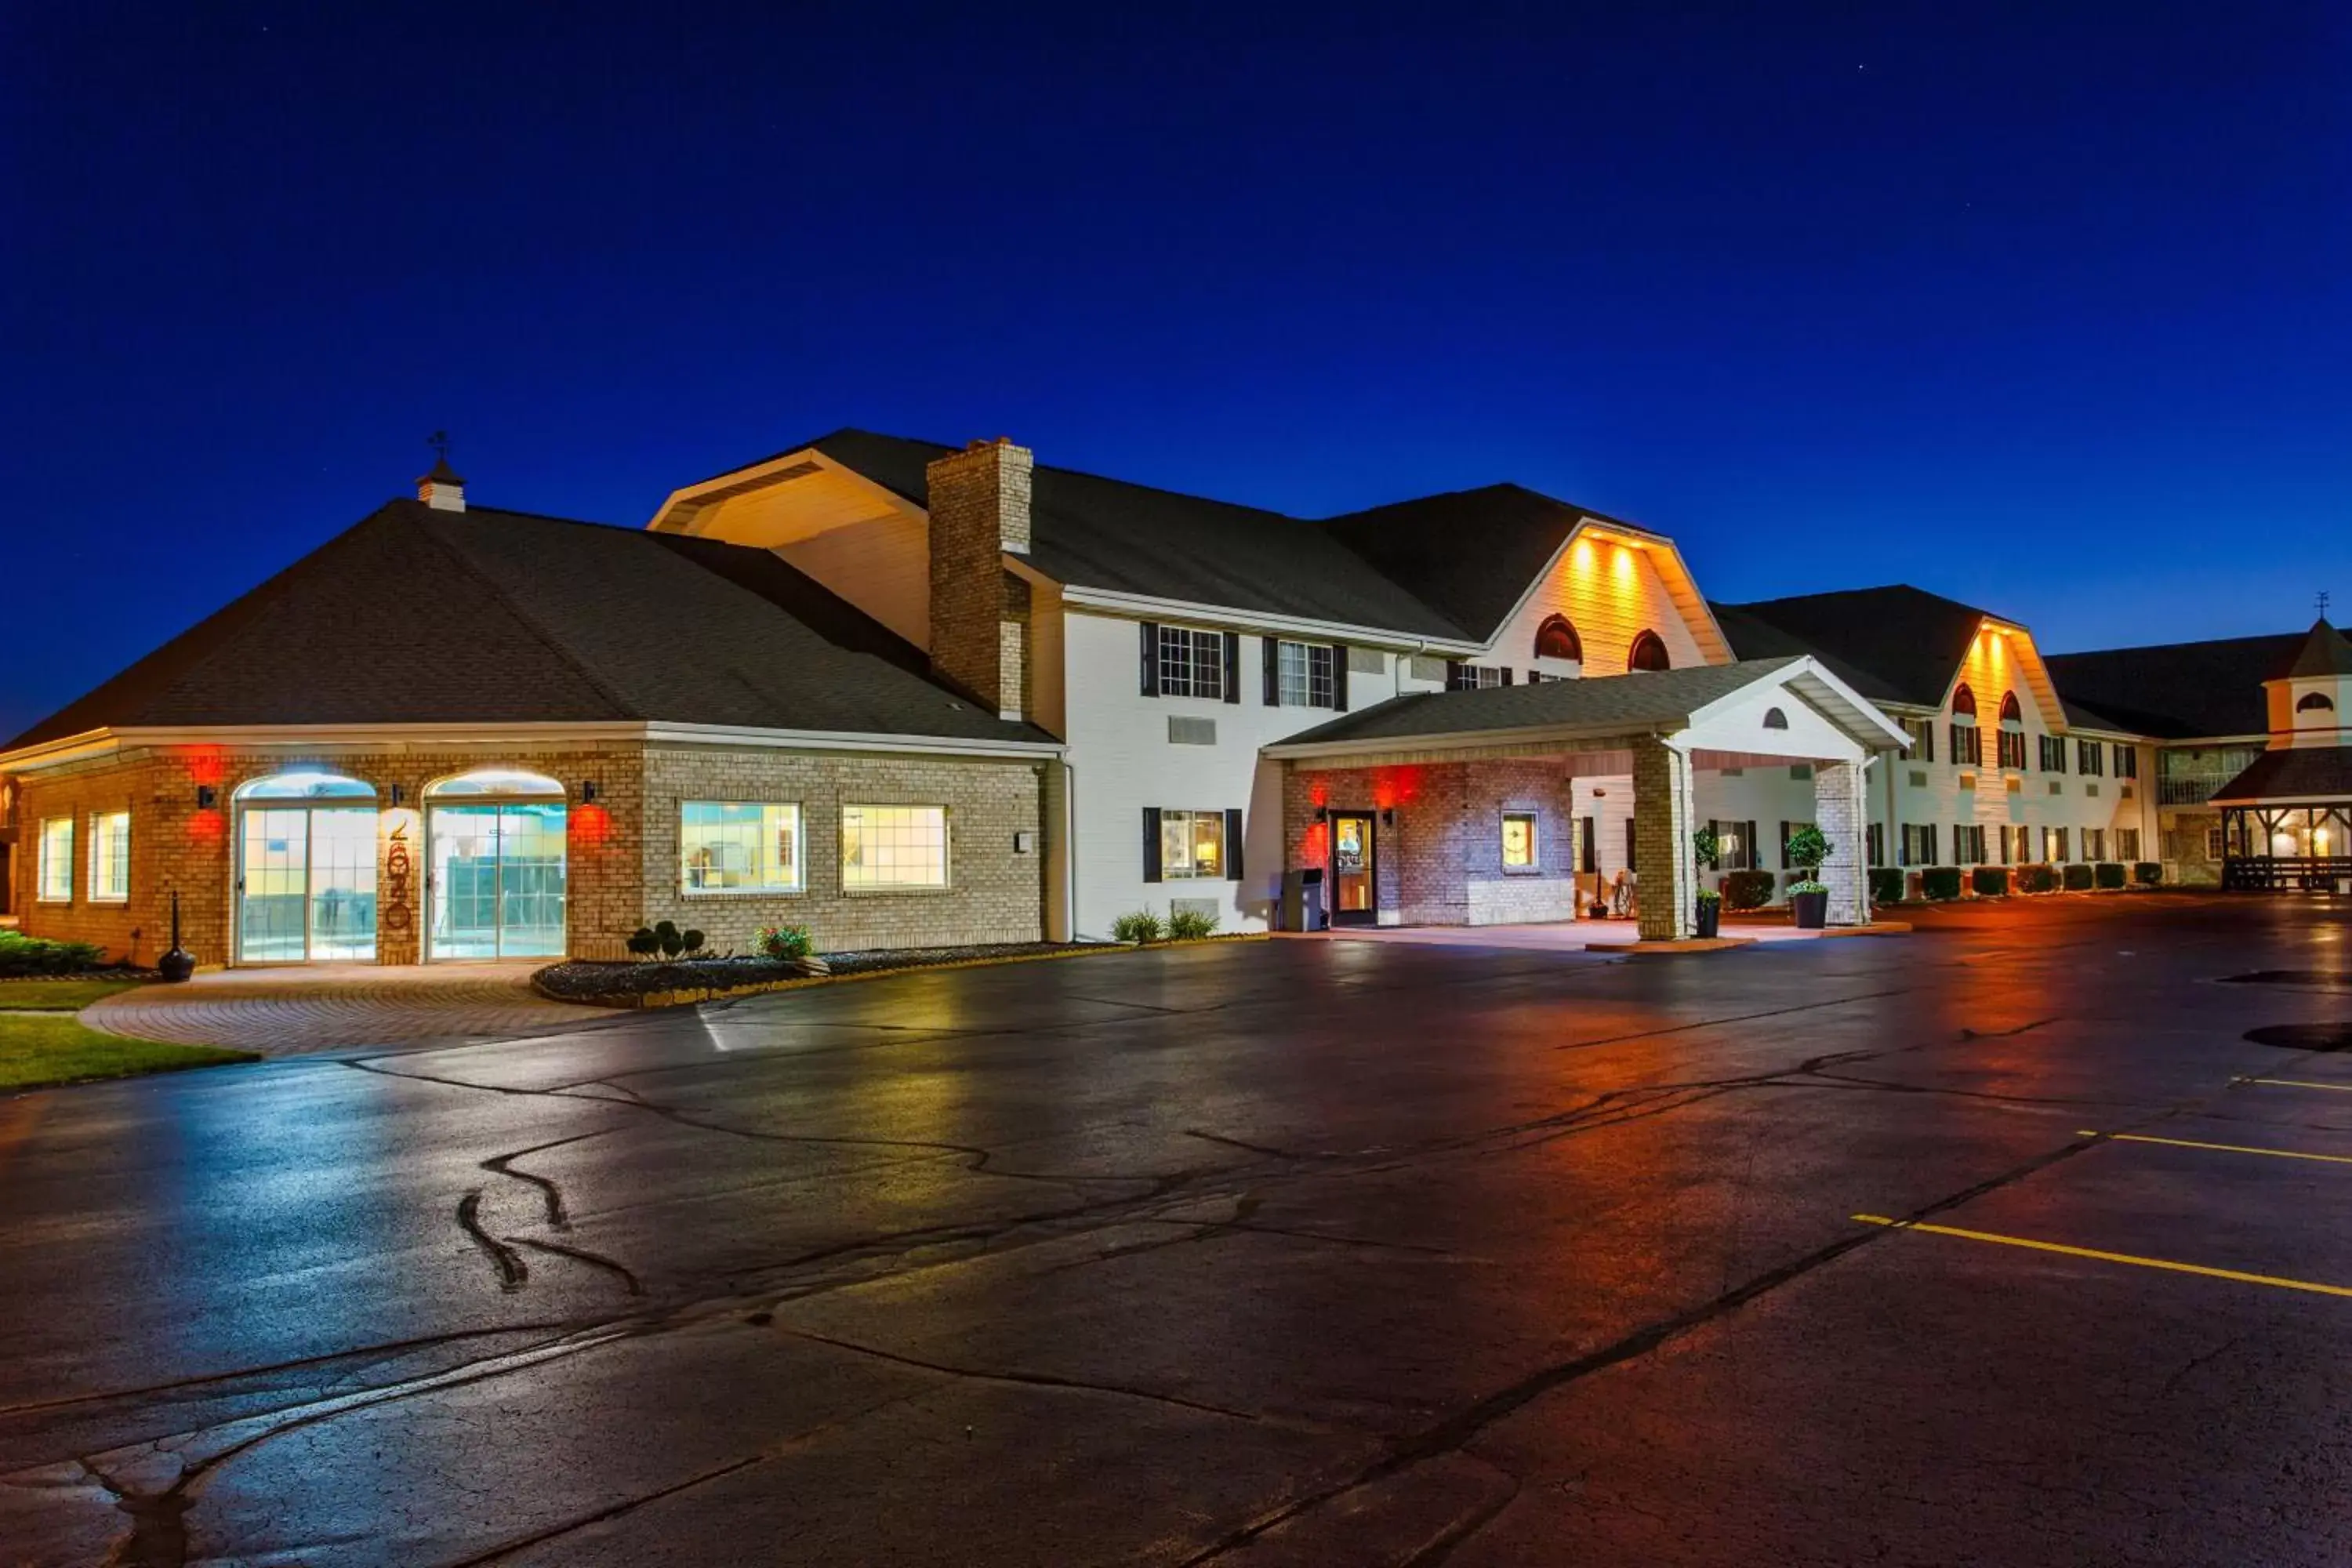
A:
[581,781,600,804]
[1312,805,1330,823]
[390,783,406,806]
[1381,808,1396,827]
[194,785,217,809]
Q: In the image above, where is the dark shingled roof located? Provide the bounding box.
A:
[5,499,1052,753]
[1272,658,1803,748]
[788,430,1470,640]
[1316,485,1654,644]
[2288,618,2352,677]
[1711,586,1994,710]
[2042,633,2308,741]
[2211,745,2352,804]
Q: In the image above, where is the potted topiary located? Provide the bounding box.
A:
[1784,825,1832,929]
[1690,826,1722,938]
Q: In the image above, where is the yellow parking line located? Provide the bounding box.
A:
[2074,1129,2352,1167]
[1852,1214,2352,1299]
[2234,1076,2352,1094]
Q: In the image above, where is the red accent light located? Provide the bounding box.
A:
[569,804,612,844]
[184,746,227,788]
[187,809,225,842]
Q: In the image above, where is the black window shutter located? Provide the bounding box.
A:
[1501,666,1515,685]
[1142,808,1163,883]
[1624,818,1636,870]
[1225,808,1244,882]
[1928,825,1940,865]
[1222,631,1240,704]
[1263,637,1279,706]
[1328,644,1348,710]
[1779,821,1791,869]
[1744,821,1757,871]
[1446,662,1468,691]
[1580,815,1595,873]
[1924,724,1934,763]
[1139,622,1160,697]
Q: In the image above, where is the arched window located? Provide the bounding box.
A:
[423,768,567,800]
[1534,615,1582,662]
[1952,684,1978,720]
[1627,631,1671,673]
[1762,707,1789,730]
[2299,691,2337,713]
[234,771,376,801]
[1998,691,2021,724]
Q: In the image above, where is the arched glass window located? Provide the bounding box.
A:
[1998,691,2021,724]
[2299,691,2337,713]
[1627,631,1671,673]
[234,771,376,801]
[424,768,567,800]
[1947,684,1983,765]
[1952,684,1978,719]
[1534,615,1582,662]
[1762,707,1789,730]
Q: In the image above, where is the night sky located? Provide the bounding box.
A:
[5,3,2347,742]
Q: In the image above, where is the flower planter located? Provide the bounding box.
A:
[1693,901,1721,939]
[1789,889,1829,930]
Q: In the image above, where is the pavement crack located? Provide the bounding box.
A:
[443,1454,767,1566]
[2161,1334,2244,1397]
[456,1191,529,1292]
[481,1130,608,1231]
[506,1235,644,1296]
[1548,987,1911,1052]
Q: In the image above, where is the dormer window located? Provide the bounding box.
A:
[1627,630,1671,672]
[1534,615,1582,662]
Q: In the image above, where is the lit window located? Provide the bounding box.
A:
[1158,809,1229,880]
[842,805,949,891]
[1156,626,1225,700]
[37,817,74,902]
[87,810,130,902]
[1628,630,1671,672]
[1501,811,1538,869]
[2084,828,2106,862]
[2117,828,2141,860]
[1534,615,1581,662]
[680,802,802,894]
[1276,641,1335,707]
[1953,824,1986,865]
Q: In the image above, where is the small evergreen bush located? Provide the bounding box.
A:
[0,930,106,977]
[2132,862,2164,885]
[1920,866,1963,901]
[2062,863,2094,891]
[2016,863,2058,894]
[1112,909,1166,944]
[1869,867,1905,905]
[1972,866,2009,897]
[626,920,707,960]
[1721,869,1777,910]
[1167,908,1220,941]
[2094,862,2126,890]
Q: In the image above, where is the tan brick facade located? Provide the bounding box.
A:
[7,740,1044,967]
[1632,738,1697,941]
[926,438,1034,720]
[1280,760,1579,927]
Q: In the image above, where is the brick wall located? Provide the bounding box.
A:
[1280,760,1578,927]
[7,740,1044,966]
[927,439,1033,719]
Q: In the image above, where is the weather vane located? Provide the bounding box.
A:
[428,429,451,462]
[2320,590,2332,619]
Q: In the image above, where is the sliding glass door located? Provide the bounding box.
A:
[426,800,568,960]
[234,774,379,964]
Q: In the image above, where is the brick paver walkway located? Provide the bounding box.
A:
[81,962,615,1055]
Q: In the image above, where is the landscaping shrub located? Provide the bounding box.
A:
[2133,861,2164,886]
[2062,863,2094,891]
[2094,861,2127,890]
[756,924,812,960]
[1167,907,1221,941]
[1920,866,1963,901]
[1111,909,1167,944]
[1868,868,1905,905]
[1720,869,1777,911]
[1971,866,2009,897]
[2016,863,2058,894]
[626,920,707,960]
[0,931,106,978]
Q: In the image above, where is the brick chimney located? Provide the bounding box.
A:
[416,455,466,512]
[926,438,1033,720]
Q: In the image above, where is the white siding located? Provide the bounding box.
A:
[1483,534,1711,680]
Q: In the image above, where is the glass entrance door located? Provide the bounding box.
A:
[237,805,379,964]
[1330,811,1377,926]
[428,802,568,960]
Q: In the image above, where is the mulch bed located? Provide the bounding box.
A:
[535,942,1097,1007]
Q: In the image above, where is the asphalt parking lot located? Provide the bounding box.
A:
[2,894,2348,1566]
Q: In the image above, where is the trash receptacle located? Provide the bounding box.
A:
[1280,867,1327,931]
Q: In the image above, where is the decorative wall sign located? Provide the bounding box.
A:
[383,815,414,932]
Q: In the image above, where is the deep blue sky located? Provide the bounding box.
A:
[5,3,2347,740]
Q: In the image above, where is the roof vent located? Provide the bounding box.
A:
[417,432,466,512]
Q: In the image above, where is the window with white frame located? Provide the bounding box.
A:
[2042,826,2070,862]
[1446,662,1508,690]
[1501,811,1538,870]
[1952,824,1987,865]
[1900,823,1937,866]
[2083,827,2107,862]
[87,810,130,902]
[2117,827,2141,861]
[1156,626,1225,699]
[1157,809,1229,880]
[37,817,74,902]
[2076,739,2104,776]
[841,805,949,891]
[1900,718,1936,763]
[2112,744,2138,779]
[1276,641,1335,707]
[2038,734,2065,771]
[680,801,802,894]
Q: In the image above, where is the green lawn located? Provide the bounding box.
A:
[0,977,147,1011]
[0,1014,256,1091]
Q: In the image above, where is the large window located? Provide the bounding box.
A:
[2076,739,2104,776]
[1708,818,1758,871]
[2038,735,2066,771]
[1501,811,1538,870]
[37,817,73,902]
[1156,626,1226,699]
[2083,827,2107,862]
[2112,743,2138,779]
[1952,824,1987,865]
[681,802,802,894]
[1949,720,1984,766]
[2117,828,2141,860]
[1901,718,1936,763]
[87,810,130,902]
[842,805,949,891]
[1900,823,1937,866]
[2042,826,2071,863]
[1157,809,1229,880]
[1274,641,1336,707]
[1446,662,1508,690]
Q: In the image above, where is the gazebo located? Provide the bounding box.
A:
[2212,618,2352,891]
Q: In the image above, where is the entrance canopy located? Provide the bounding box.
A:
[2211,744,2352,890]
[1263,656,1907,770]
